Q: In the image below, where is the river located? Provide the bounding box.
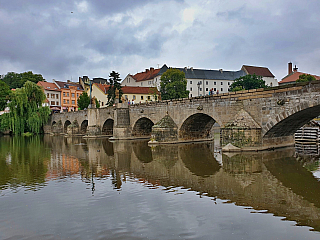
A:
[0,135,319,240]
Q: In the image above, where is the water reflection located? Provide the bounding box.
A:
[1,136,320,235]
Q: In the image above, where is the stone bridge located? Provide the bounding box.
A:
[46,81,320,151]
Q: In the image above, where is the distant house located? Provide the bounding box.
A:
[79,76,109,93]
[279,62,320,85]
[54,80,84,112]
[91,83,159,107]
[37,81,61,111]
[122,64,276,97]
[241,65,278,87]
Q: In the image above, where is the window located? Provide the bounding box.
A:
[206,88,208,91]
[214,82,216,85]
[56,94,58,98]
[102,102,104,106]
[51,94,55,98]
[214,88,216,91]
[125,95,128,100]
[133,95,136,100]
[67,92,69,97]
[270,82,273,87]
[72,100,75,104]
[72,93,75,98]
[190,94,192,97]
[221,82,223,85]
[63,100,66,103]
[63,92,65,97]
[47,93,49,98]
[141,96,144,100]
[190,81,192,84]
[190,87,192,91]
[141,82,143,86]
[67,100,69,104]
[228,82,230,85]
[221,88,223,92]
[77,93,79,98]
[200,88,202,91]
[206,81,208,85]
[51,101,55,105]
[56,101,59,105]
[148,96,151,100]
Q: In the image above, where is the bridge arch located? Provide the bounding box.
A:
[64,120,71,133]
[132,117,154,137]
[102,119,114,135]
[263,103,320,138]
[179,113,216,140]
[80,120,88,134]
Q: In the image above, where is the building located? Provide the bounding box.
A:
[90,83,159,107]
[241,65,278,87]
[279,62,320,85]
[79,76,109,93]
[122,64,276,97]
[54,80,84,112]
[37,81,61,111]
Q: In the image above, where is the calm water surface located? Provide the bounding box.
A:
[0,135,320,240]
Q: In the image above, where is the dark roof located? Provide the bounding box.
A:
[95,84,158,94]
[55,80,84,90]
[242,65,275,77]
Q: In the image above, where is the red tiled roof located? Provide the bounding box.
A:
[37,81,60,91]
[54,80,84,90]
[242,65,275,77]
[132,68,161,82]
[279,71,320,84]
[95,83,158,94]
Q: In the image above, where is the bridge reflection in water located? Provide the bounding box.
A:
[40,136,320,232]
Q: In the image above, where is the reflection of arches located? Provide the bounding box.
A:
[102,119,114,135]
[132,117,154,137]
[179,113,215,140]
[64,120,71,133]
[180,143,220,177]
[80,120,88,134]
[132,141,153,163]
[264,105,320,138]
[102,139,114,156]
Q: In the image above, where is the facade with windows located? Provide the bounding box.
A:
[37,81,61,111]
[54,80,84,112]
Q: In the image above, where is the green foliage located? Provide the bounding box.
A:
[2,71,45,89]
[107,71,123,106]
[0,80,11,111]
[296,74,317,83]
[229,74,267,92]
[77,91,90,110]
[95,98,100,108]
[160,68,189,100]
[0,81,50,135]
[149,87,159,101]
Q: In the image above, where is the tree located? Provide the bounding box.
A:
[107,71,122,106]
[229,74,267,92]
[160,68,189,100]
[296,74,317,83]
[0,81,11,111]
[77,92,90,110]
[0,81,50,135]
[2,71,45,89]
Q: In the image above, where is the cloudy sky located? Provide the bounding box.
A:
[1,0,319,82]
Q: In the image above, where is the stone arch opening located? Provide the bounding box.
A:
[179,113,215,140]
[264,105,320,138]
[64,120,71,133]
[132,117,154,137]
[102,119,114,135]
[80,120,88,134]
[52,121,56,126]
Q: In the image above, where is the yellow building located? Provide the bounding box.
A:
[90,83,159,107]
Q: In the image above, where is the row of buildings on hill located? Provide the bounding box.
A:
[37,63,319,112]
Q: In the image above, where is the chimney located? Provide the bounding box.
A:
[146,69,149,72]
[293,65,298,72]
[288,62,292,75]
[150,67,154,72]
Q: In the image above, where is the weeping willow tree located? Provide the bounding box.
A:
[0,81,50,135]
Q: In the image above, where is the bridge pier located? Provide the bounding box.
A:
[110,103,132,140]
[85,108,101,137]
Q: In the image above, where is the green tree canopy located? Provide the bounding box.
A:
[0,81,11,111]
[160,68,189,100]
[2,71,45,89]
[296,74,317,83]
[229,74,267,92]
[107,71,122,106]
[77,91,90,110]
[0,81,50,135]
